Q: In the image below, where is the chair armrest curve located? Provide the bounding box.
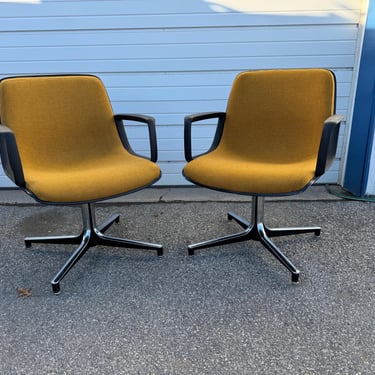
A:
[0,125,25,187]
[114,114,158,162]
[315,114,343,177]
[184,112,226,162]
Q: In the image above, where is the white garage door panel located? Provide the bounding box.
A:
[0,56,356,77]
[0,26,359,50]
[0,11,360,32]
[1,40,357,62]
[0,0,361,14]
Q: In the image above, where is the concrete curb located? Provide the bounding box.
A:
[0,185,341,205]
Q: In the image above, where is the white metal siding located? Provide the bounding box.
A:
[0,0,364,186]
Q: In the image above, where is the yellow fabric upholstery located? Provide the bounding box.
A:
[0,75,160,203]
[183,69,335,194]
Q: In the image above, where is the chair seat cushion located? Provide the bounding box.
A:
[25,152,160,204]
[183,151,316,195]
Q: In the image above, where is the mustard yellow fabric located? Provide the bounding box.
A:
[0,75,160,203]
[183,69,335,194]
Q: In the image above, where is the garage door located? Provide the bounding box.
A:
[0,0,365,186]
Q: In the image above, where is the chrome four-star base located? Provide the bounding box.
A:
[25,203,163,294]
[188,196,320,282]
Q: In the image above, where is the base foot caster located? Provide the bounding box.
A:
[51,282,61,294]
[291,272,300,283]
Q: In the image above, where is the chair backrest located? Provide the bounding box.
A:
[0,75,125,170]
[220,69,336,164]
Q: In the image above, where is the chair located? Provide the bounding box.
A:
[0,75,163,293]
[183,69,342,282]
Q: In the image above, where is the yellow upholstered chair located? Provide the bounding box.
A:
[183,69,342,282]
[0,75,162,293]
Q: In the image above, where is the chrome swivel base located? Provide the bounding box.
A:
[188,196,320,282]
[25,203,163,294]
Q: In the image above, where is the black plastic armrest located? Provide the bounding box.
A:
[184,112,226,162]
[0,125,25,187]
[114,114,158,162]
[315,114,343,177]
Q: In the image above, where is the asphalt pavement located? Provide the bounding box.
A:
[0,186,374,374]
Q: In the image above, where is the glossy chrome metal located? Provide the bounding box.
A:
[25,203,163,294]
[188,196,321,282]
